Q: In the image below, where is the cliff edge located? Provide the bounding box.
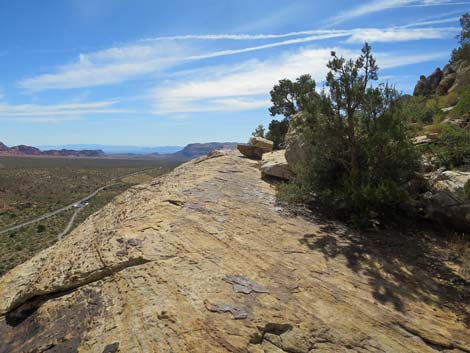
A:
[0,150,468,353]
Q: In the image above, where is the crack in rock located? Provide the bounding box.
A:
[1,257,151,317]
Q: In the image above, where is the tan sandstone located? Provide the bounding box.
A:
[0,150,468,353]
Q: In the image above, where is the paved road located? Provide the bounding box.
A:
[0,167,160,236]
[57,208,82,240]
[0,184,110,235]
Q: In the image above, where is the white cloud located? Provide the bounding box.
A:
[400,17,461,27]
[140,30,342,42]
[326,0,466,26]
[0,100,126,120]
[151,47,447,115]
[18,42,186,92]
[154,97,270,115]
[345,27,458,43]
[19,25,455,93]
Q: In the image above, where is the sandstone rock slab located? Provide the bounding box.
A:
[0,150,468,353]
[261,150,295,180]
[249,136,274,153]
[237,144,264,159]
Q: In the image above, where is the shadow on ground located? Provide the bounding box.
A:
[297,217,470,326]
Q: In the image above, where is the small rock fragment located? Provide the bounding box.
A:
[127,239,142,247]
[205,301,248,319]
[102,342,119,353]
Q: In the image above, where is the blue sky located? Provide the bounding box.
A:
[0,0,469,147]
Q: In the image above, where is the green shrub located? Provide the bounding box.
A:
[266,119,289,150]
[277,183,305,204]
[36,224,46,233]
[434,124,470,168]
[452,89,470,117]
[278,44,420,226]
[399,95,438,124]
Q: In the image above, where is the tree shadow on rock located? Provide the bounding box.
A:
[299,223,470,325]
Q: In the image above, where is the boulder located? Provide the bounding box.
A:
[412,135,432,145]
[285,112,308,170]
[423,169,470,228]
[237,144,264,159]
[442,116,469,128]
[260,150,295,180]
[248,137,274,153]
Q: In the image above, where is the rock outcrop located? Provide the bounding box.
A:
[285,112,308,169]
[414,61,470,96]
[413,68,443,96]
[424,169,470,228]
[0,151,468,352]
[260,150,294,180]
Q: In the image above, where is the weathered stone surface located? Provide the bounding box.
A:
[249,136,274,153]
[449,60,470,93]
[0,151,468,352]
[424,169,470,227]
[285,112,308,169]
[415,60,470,96]
[413,75,428,96]
[437,72,457,96]
[237,144,264,159]
[260,150,295,180]
[412,135,432,145]
[413,68,443,96]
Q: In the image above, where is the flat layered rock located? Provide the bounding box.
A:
[0,151,468,353]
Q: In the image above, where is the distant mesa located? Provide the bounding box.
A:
[0,142,104,157]
[160,142,239,159]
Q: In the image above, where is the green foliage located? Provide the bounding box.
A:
[451,13,470,64]
[400,95,437,124]
[280,44,419,225]
[452,89,470,116]
[251,124,265,138]
[266,75,317,149]
[36,224,46,233]
[266,118,289,150]
[464,179,470,200]
[277,182,305,204]
[269,74,316,119]
[433,124,470,168]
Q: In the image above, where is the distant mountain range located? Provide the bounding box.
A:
[0,142,239,158]
[37,144,183,155]
[0,142,104,157]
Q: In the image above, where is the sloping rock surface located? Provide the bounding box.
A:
[424,169,470,228]
[0,151,469,353]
